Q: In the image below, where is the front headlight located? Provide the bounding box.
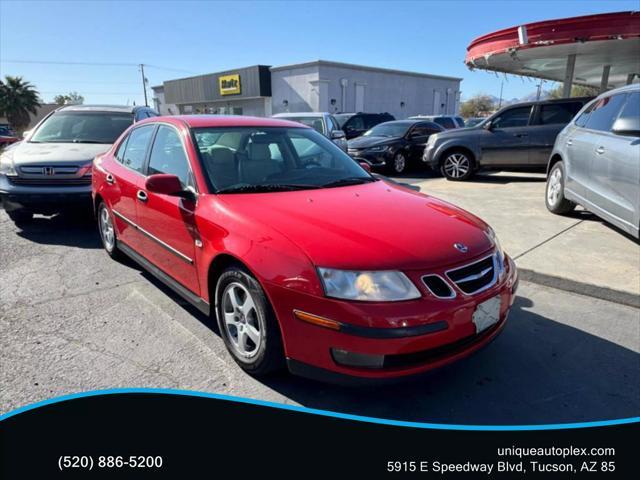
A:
[427,134,438,146]
[317,268,421,302]
[366,145,389,153]
[0,149,17,176]
[485,227,506,277]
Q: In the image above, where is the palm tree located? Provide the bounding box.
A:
[0,76,41,136]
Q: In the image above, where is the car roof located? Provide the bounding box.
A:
[146,115,310,129]
[380,119,425,125]
[55,104,147,114]
[597,83,639,96]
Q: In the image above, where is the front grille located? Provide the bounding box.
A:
[446,254,496,295]
[19,165,79,175]
[422,275,455,298]
[9,176,91,186]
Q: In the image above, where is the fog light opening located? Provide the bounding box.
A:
[331,348,385,369]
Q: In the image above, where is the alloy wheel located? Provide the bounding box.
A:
[547,168,562,206]
[394,153,406,173]
[99,205,115,252]
[221,282,262,358]
[443,153,470,179]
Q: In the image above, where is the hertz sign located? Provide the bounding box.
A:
[219,74,241,96]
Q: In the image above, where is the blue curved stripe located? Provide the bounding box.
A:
[1,388,638,431]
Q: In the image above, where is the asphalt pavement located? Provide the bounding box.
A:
[1,206,638,425]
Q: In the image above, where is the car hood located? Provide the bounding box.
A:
[9,142,112,165]
[217,180,493,271]
[348,136,399,149]
[432,126,484,142]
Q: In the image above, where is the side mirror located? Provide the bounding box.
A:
[331,129,346,140]
[612,117,640,137]
[146,174,194,200]
[359,161,371,173]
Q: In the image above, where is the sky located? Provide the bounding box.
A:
[0,0,637,106]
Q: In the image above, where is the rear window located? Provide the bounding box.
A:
[31,111,133,144]
[538,102,584,125]
[584,94,628,132]
[434,117,456,129]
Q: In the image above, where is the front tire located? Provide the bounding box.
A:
[97,202,124,260]
[215,266,284,376]
[389,151,407,175]
[440,150,474,181]
[546,161,575,214]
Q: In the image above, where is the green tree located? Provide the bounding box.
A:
[0,76,41,135]
[459,94,495,118]
[54,91,84,106]
[549,84,599,99]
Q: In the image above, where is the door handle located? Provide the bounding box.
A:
[106,173,115,184]
[566,139,573,146]
[596,146,605,155]
[514,133,528,138]
[136,190,148,202]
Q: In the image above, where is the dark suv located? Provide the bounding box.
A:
[335,112,395,139]
[423,97,592,180]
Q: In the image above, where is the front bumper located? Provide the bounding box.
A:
[422,143,439,168]
[348,150,392,169]
[266,254,518,381]
[0,174,91,213]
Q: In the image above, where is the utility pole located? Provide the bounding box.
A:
[498,81,504,109]
[140,63,148,107]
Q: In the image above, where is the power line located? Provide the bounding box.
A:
[0,59,196,73]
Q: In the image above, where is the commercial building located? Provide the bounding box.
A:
[159,60,462,119]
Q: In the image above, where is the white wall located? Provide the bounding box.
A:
[270,65,320,114]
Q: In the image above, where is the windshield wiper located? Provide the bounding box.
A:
[72,140,110,144]
[216,183,320,194]
[321,177,377,188]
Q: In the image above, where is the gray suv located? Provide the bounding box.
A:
[546,84,639,239]
[423,97,591,180]
[0,104,157,225]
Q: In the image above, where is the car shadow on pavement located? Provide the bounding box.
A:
[470,173,547,184]
[12,212,102,249]
[259,295,640,426]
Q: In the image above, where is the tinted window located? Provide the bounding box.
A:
[114,135,128,163]
[364,115,383,129]
[454,117,465,127]
[334,114,352,128]
[435,117,456,129]
[279,116,325,134]
[121,125,154,173]
[328,116,340,132]
[347,116,365,130]
[574,101,596,127]
[411,124,441,137]
[539,102,584,125]
[617,92,640,121]
[585,94,627,132]
[148,126,191,187]
[491,106,532,129]
[31,112,134,144]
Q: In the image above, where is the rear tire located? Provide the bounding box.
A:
[97,202,125,260]
[215,266,285,376]
[546,161,575,214]
[7,209,33,226]
[388,151,407,175]
[440,150,475,181]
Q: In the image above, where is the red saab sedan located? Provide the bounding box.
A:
[92,115,518,382]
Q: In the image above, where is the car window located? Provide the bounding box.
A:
[148,125,191,187]
[538,102,584,125]
[491,106,532,129]
[121,125,154,173]
[584,94,628,132]
[328,116,340,132]
[348,116,365,130]
[30,112,134,144]
[615,92,639,122]
[454,117,465,127]
[114,135,129,163]
[435,117,456,129]
[574,101,597,127]
[364,115,383,129]
[334,114,352,129]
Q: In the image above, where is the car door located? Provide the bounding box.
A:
[528,101,585,166]
[480,105,533,166]
[406,123,435,161]
[107,124,155,251]
[135,124,200,294]
[585,92,638,231]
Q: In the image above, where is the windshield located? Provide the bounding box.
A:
[278,116,325,134]
[30,112,134,144]
[193,127,374,193]
[334,114,352,128]
[363,122,409,138]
